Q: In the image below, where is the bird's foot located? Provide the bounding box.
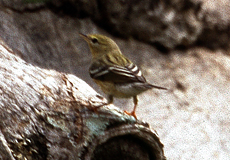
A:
[93,102,109,109]
[92,101,113,113]
[124,110,137,120]
[87,97,109,113]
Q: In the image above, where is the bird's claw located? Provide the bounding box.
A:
[124,110,137,120]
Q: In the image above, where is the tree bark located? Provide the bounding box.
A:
[0,38,165,159]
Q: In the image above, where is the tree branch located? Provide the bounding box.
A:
[0,40,165,159]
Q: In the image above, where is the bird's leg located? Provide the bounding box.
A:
[89,95,113,112]
[124,96,138,120]
[93,95,113,109]
[107,95,113,104]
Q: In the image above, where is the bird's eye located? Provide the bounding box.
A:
[91,38,98,44]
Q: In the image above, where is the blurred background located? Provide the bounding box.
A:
[0,0,230,159]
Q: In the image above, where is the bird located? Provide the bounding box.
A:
[80,33,167,119]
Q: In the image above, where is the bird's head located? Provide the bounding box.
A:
[80,34,121,58]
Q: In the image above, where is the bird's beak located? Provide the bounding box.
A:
[79,33,90,42]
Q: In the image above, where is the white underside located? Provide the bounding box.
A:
[114,82,151,98]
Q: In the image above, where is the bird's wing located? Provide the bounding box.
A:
[89,61,146,83]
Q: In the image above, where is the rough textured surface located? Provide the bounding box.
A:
[45,0,230,50]
[0,0,230,159]
[1,0,230,50]
[0,41,165,159]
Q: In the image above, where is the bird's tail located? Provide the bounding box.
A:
[149,84,168,90]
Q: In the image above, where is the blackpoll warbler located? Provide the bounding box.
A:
[80,33,167,119]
